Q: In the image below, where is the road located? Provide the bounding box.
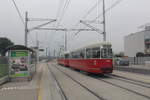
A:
[0,61,150,100]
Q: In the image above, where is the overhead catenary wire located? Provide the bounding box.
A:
[50,0,64,45]
[82,0,102,19]
[74,0,124,36]
[11,0,25,26]
[51,0,71,51]
[50,0,64,46]
[52,0,71,40]
[29,34,35,45]
[92,0,123,23]
[67,0,102,42]
[56,0,71,28]
[73,0,102,28]
[11,0,35,45]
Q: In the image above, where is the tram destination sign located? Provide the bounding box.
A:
[11,51,28,57]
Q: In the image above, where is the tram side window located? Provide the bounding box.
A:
[101,48,107,58]
[71,52,75,58]
[86,49,92,58]
[72,52,80,58]
[92,48,100,58]
[80,50,85,58]
[101,48,113,58]
[108,49,113,58]
[60,55,64,59]
[65,54,69,59]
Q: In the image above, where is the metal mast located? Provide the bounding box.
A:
[25,12,28,46]
[103,0,106,41]
[64,31,67,51]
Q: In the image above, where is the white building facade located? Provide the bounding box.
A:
[124,28,150,57]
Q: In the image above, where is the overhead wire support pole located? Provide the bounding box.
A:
[103,0,106,41]
[64,31,67,51]
[25,12,28,46]
[24,11,56,46]
[12,0,25,26]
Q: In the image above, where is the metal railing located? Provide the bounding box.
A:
[0,64,9,78]
[128,57,150,65]
[0,57,9,78]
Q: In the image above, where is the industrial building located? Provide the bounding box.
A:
[124,26,150,57]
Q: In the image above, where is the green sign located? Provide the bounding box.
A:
[11,71,30,77]
[11,51,28,57]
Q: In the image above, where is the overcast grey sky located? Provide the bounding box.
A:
[0,0,150,55]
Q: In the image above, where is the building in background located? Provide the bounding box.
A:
[124,26,150,57]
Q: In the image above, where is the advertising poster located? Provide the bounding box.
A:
[10,50,30,77]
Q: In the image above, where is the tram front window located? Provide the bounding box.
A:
[101,48,112,58]
[92,47,100,58]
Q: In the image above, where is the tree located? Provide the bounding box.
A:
[0,37,14,56]
[136,52,144,57]
[114,52,124,57]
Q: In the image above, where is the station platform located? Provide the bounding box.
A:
[114,65,150,75]
[0,63,41,100]
[0,63,62,100]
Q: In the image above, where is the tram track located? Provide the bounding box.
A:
[104,74,150,88]
[49,63,106,100]
[108,74,150,86]
[47,64,68,100]
[54,63,150,100]
[97,78,150,100]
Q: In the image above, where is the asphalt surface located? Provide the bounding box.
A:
[49,62,150,100]
[0,62,150,100]
[114,65,150,75]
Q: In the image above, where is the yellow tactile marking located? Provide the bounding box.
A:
[38,65,43,100]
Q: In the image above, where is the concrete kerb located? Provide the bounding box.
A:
[38,64,52,100]
[0,76,9,85]
[114,65,150,75]
[38,63,63,100]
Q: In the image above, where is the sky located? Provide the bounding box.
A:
[0,0,150,56]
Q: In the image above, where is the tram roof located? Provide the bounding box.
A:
[84,42,111,49]
[65,42,111,54]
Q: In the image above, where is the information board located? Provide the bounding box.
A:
[9,50,30,77]
[11,51,28,57]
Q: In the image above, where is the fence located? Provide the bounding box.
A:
[127,57,150,65]
[0,57,9,78]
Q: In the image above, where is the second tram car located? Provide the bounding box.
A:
[58,42,113,74]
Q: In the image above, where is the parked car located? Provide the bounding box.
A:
[115,58,129,66]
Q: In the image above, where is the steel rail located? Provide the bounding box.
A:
[56,63,150,100]
[47,64,68,100]
[50,64,106,100]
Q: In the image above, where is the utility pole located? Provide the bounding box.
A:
[103,0,106,41]
[36,33,39,64]
[25,12,28,46]
[46,47,48,57]
[64,31,67,51]
[53,49,55,58]
[24,11,56,47]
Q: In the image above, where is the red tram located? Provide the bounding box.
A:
[57,42,113,74]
